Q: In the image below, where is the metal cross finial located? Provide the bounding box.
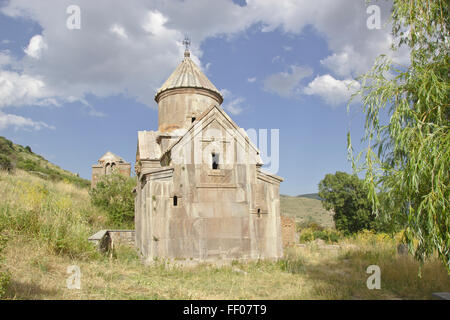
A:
[182,36,191,57]
[182,36,191,51]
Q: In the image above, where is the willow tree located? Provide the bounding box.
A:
[348,0,449,271]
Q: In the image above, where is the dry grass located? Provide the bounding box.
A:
[3,234,449,300]
[1,170,449,300]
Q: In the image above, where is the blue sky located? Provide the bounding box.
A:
[0,0,407,195]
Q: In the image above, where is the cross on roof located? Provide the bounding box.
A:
[182,36,191,51]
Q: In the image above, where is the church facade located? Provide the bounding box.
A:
[134,48,283,263]
[91,151,131,188]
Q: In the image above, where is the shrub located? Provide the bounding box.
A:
[89,173,135,227]
[0,155,13,172]
[298,227,341,243]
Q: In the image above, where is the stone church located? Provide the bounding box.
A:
[91,151,131,188]
[134,46,283,263]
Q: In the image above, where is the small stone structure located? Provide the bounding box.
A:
[134,47,284,264]
[88,230,135,252]
[91,151,131,188]
[281,216,296,247]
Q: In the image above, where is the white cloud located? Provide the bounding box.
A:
[271,55,282,63]
[263,65,312,98]
[142,11,169,35]
[0,51,12,66]
[247,77,256,83]
[224,97,245,115]
[0,70,60,108]
[303,74,360,107]
[320,46,362,78]
[110,24,128,39]
[0,0,403,117]
[0,111,54,131]
[221,89,245,115]
[24,34,47,59]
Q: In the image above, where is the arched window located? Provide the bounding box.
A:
[105,163,111,174]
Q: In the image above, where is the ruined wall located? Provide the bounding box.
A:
[91,165,103,188]
[281,216,296,248]
[118,162,131,178]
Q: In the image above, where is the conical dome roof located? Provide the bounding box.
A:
[155,51,223,103]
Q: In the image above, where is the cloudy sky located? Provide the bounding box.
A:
[0,0,407,195]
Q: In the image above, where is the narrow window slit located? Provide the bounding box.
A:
[212,153,219,170]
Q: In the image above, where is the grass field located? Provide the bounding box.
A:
[0,170,449,300]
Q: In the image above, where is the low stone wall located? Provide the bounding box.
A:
[89,230,135,252]
[108,230,135,246]
[281,216,296,248]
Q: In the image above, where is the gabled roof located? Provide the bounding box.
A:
[155,54,223,103]
[98,151,125,163]
[162,104,262,164]
[137,131,162,160]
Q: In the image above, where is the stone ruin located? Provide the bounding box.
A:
[91,151,131,188]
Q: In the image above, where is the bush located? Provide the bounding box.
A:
[0,155,13,172]
[89,173,135,227]
[298,227,341,243]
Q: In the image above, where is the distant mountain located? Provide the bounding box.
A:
[0,136,90,188]
[296,193,322,200]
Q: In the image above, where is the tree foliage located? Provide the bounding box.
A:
[348,0,449,271]
[318,172,376,233]
[89,172,136,227]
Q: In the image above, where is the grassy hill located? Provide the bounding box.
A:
[280,194,334,228]
[0,136,90,188]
